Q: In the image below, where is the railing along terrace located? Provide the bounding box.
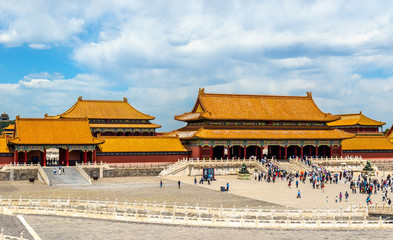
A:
[306,156,364,162]
[0,196,369,219]
[0,229,26,240]
[2,197,392,229]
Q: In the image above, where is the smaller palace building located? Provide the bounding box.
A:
[328,112,393,159]
[0,97,189,165]
[8,117,102,166]
[169,89,354,160]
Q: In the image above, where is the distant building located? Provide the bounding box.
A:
[328,112,393,159]
[0,113,9,121]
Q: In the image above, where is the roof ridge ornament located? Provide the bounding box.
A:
[199,88,205,95]
[307,91,312,98]
[123,97,128,103]
[78,96,83,101]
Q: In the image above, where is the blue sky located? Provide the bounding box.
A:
[1,0,393,132]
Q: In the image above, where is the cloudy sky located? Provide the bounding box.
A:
[1,0,393,131]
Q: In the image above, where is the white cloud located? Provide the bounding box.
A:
[28,43,50,49]
[1,1,393,130]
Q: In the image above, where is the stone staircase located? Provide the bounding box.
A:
[42,166,91,186]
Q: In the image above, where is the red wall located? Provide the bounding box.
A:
[0,156,14,165]
[189,146,200,158]
[343,152,393,159]
[96,154,190,163]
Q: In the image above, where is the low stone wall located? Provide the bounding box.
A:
[0,168,38,181]
[0,171,10,180]
[374,164,393,171]
[82,167,164,179]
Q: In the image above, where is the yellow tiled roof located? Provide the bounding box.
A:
[175,89,339,122]
[3,124,14,130]
[175,128,354,140]
[53,97,154,120]
[386,124,393,143]
[9,118,103,145]
[342,135,393,150]
[98,136,188,152]
[0,137,11,153]
[328,112,385,127]
[90,123,161,129]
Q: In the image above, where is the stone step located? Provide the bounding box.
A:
[43,167,90,186]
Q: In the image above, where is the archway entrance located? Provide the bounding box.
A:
[287,145,301,158]
[230,146,244,159]
[212,146,224,159]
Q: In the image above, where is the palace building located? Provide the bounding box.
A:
[0,97,189,165]
[328,112,393,158]
[169,89,354,160]
[45,97,161,137]
[8,117,103,166]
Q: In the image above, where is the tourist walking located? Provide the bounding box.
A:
[194,177,197,185]
[178,180,181,189]
[297,190,301,198]
[345,191,349,202]
[160,180,162,188]
[226,182,229,191]
[339,192,342,202]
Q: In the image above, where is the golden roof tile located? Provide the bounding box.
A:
[175,89,339,122]
[176,128,354,140]
[0,137,11,153]
[342,135,393,150]
[89,123,161,129]
[3,124,14,130]
[328,112,385,127]
[9,117,103,145]
[98,136,188,152]
[53,96,154,120]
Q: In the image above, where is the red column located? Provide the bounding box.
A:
[24,150,27,164]
[284,145,288,160]
[93,149,96,162]
[279,146,282,159]
[301,145,304,159]
[243,146,247,159]
[228,147,231,159]
[315,146,318,157]
[254,146,257,158]
[294,146,297,157]
[66,149,69,166]
[323,146,326,156]
[330,145,333,157]
[209,146,213,159]
[238,147,241,159]
[14,150,18,163]
[199,146,203,159]
[83,151,87,164]
[43,149,46,166]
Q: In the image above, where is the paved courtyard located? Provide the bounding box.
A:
[165,173,392,210]
[1,172,393,239]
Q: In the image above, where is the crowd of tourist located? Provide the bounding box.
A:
[255,157,391,205]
